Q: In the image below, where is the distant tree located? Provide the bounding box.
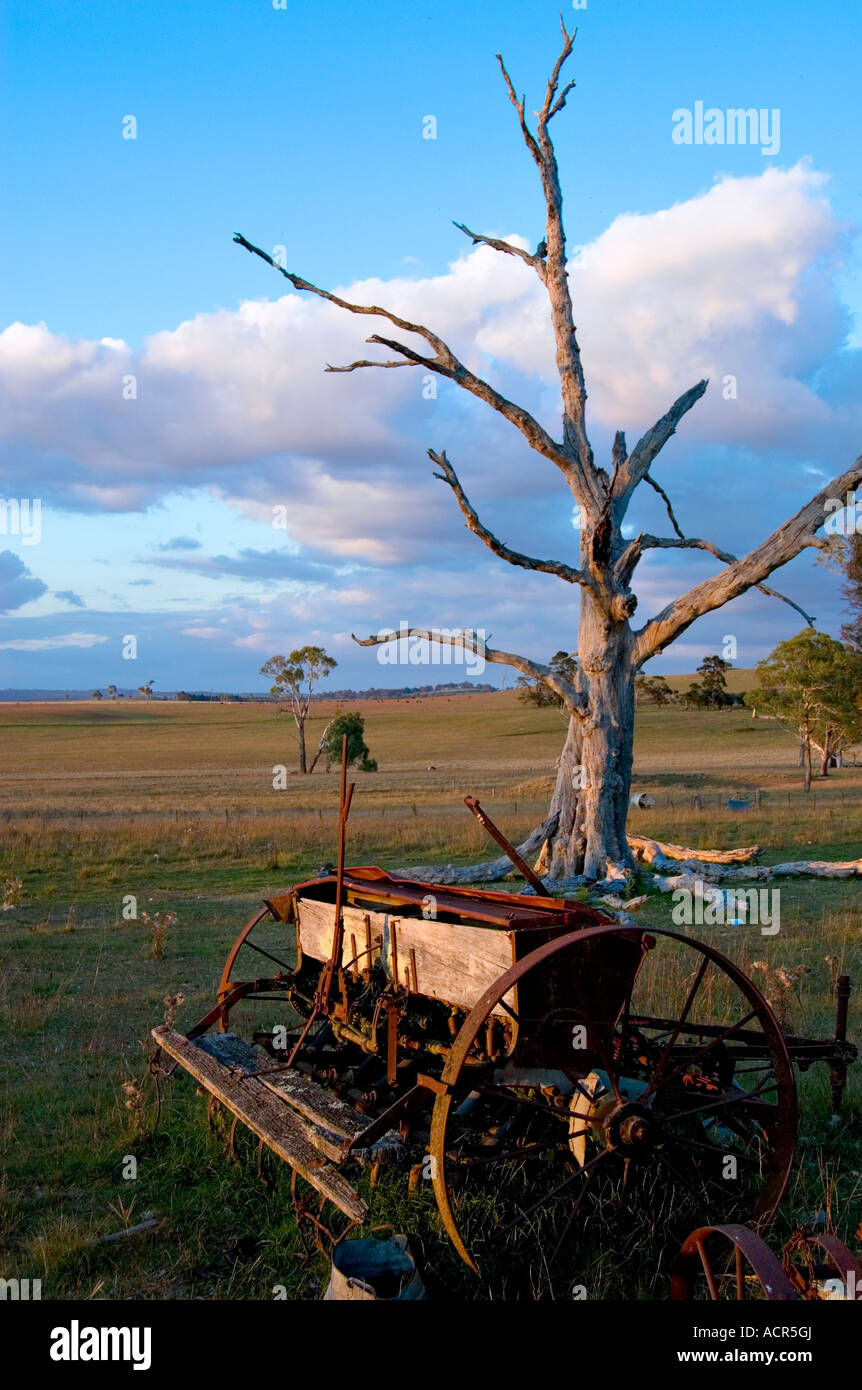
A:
[174,691,191,701]
[517,651,577,708]
[634,674,675,706]
[137,680,154,701]
[260,647,337,773]
[698,654,731,707]
[753,628,862,788]
[107,684,117,700]
[91,689,103,700]
[321,711,377,772]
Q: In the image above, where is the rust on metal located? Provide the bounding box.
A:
[670,1224,798,1301]
[155,779,857,1291]
[463,794,549,896]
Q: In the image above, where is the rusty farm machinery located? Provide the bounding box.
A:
[152,749,858,1298]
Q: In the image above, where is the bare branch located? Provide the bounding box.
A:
[539,17,577,123]
[325,357,422,373]
[233,233,450,357]
[624,534,816,626]
[496,53,542,164]
[430,448,588,586]
[351,626,586,714]
[452,222,545,278]
[234,231,576,483]
[496,33,602,513]
[613,380,709,505]
[632,455,862,666]
[643,472,685,539]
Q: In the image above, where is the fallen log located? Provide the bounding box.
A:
[390,812,559,885]
[656,857,862,887]
[629,835,761,866]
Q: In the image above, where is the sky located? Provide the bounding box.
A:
[1,0,861,692]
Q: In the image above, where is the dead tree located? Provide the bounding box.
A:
[235,21,862,880]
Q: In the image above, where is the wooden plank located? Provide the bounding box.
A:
[187,1033,398,1163]
[297,897,515,1014]
[259,1070,369,1141]
[390,915,516,1015]
[152,1027,367,1222]
[296,898,382,972]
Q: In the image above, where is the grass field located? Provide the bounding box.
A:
[1,685,860,1299]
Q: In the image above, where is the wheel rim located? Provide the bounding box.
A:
[430,924,797,1295]
[671,1223,798,1300]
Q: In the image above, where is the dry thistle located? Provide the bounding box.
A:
[751,961,810,1028]
[121,1079,147,1138]
[163,992,185,1028]
[141,910,177,960]
[1,878,23,911]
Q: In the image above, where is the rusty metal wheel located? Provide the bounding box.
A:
[670,1224,798,1299]
[782,1230,862,1300]
[213,904,302,1034]
[430,924,796,1296]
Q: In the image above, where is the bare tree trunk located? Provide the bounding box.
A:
[803,737,812,792]
[297,720,307,774]
[538,594,636,880]
[308,719,334,774]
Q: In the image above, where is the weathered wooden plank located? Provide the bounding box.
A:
[260,1070,368,1140]
[296,896,516,1014]
[152,1026,368,1222]
[296,899,382,972]
[390,915,516,1014]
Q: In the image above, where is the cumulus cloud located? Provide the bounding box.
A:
[0,551,47,612]
[0,163,858,581]
[54,589,85,607]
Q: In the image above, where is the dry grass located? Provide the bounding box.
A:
[0,686,860,1298]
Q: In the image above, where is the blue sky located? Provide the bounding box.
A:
[1,0,861,691]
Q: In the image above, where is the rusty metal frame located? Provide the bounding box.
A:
[670,1224,798,1300]
[429,923,797,1274]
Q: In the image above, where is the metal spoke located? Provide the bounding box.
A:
[663,1080,777,1127]
[242,938,295,973]
[643,956,710,1101]
[546,1163,600,1270]
[496,1148,609,1235]
[696,1237,720,1301]
[649,1009,760,1096]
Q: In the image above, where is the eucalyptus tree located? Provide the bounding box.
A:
[236,23,861,878]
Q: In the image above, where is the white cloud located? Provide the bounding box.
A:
[0,631,108,651]
[0,163,857,575]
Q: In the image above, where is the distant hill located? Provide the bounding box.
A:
[0,673,757,702]
[0,681,500,703]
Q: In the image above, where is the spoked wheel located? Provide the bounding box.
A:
[214,904,302,1035]
[430,925,796,1298]
[670,1224,798,1300]
[782,1231,862,1300]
